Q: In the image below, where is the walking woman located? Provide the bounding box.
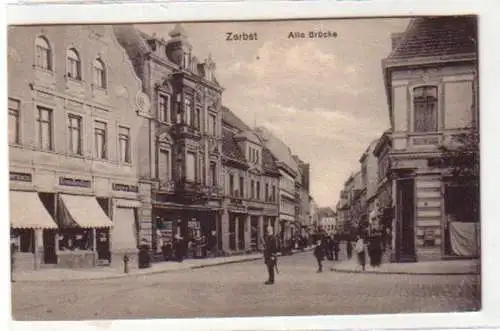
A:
[355,235,366,271]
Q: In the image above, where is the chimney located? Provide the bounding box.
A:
[391,32,404,50]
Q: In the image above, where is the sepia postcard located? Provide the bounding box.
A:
[5,5,489,330]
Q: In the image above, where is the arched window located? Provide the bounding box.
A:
[93,58,106,89]
[413,86,438,132]
[35,36,52,70]
[66,48,81,80]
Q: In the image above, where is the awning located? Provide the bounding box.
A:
[60,194,113,228]
[10,191,58,229]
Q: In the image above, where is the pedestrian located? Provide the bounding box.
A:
[346,239,353,260]
[10,241,17,283]
[263,225,279,285]
[313,238,326,273]
[173,233,184,262]
[355,235,366,271]
[333,236,340,261]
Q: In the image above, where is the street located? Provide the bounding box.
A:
[12,252,480,320]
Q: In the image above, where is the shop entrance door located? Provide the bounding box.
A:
[238,216,245,250]
[396,178,417,262]
[250,216,259,251]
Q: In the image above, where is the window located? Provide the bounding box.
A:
[184,97,192,126]
[37,106,53,151]
[210,162,217,186]
[272,185,276,202]
[94,121,107,159]
[186,152,196,181]
[239,176,244,198]
[93,58,106,89]
[183,52,190,68]
[265,183,269,201]
[35,36,52,70]
[256,181,261,200]
[159,94,170,123]
[66,48,81,80]
[413,86,438,132]
[208,114,216,135]
[195,108,201,129]
[8,98,20,145]
[158,149,171,183]
[250,180,255,199]
[68,114,82,155]
[118,126,131,163]
[229,174,234,196]
[256,150,259,164]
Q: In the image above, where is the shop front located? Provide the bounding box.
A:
[10,190,59,271]
[152,203,220,259]
[57,194,114,268]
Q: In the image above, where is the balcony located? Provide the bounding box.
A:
[171,123,202,140]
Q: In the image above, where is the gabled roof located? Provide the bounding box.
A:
[254,126,298,175]
[222,106,251,131]
[386,16,477,64]
[262,147,280,176]
[234,130,262,145]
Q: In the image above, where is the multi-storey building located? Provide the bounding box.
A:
[255,127,298,248]
[359,139,380,227]
[294,156,312,235]
[373,130,394,236]
[347,171,364,231]
[382,16,479,261]
[335,190,349,234]
[115,24,225,251]
[8,25,149,270]
[220,107,280,254]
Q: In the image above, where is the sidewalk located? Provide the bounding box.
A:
[330,258,480,275]
[13,247,314,283]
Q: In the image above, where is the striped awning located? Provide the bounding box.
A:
[10,191,58,229]
[60,194,113,228]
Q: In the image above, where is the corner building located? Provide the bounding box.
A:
[8,25,150,270]
[114,25,225,252]
[382,16,479,262]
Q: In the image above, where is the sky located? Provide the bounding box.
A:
[138,18,410,207]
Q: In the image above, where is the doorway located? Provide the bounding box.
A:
[396,178,416,262]
[250,216,259,251]
[238,216,245,250]
[39,192,57,264]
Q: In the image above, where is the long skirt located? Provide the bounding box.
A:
[357,251,366,267]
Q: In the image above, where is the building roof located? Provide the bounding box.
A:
[222,128,247,166]
[255,127,298,175]
[222,106,251,131]
[386,16,477,63]
[234,130,262,145]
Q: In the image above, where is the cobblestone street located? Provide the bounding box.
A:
[12,253,480,320]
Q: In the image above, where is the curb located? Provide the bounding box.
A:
[12,249,314,283]
[330,267,479,276]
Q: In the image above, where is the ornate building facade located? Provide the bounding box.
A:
[8,25,149,270]
[115,24,225,251]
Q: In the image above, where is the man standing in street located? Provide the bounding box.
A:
[263,225,279,285]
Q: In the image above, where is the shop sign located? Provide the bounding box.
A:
[112,183,139,193]
[9,172,32,182]
[59,177,91,188]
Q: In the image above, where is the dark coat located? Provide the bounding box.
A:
[314,242,326,260]
[263,235,278,263]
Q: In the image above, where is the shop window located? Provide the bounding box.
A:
[58,228,92,251]
[445,184,479,222]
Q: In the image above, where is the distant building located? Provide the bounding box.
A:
[382,16,479,262]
